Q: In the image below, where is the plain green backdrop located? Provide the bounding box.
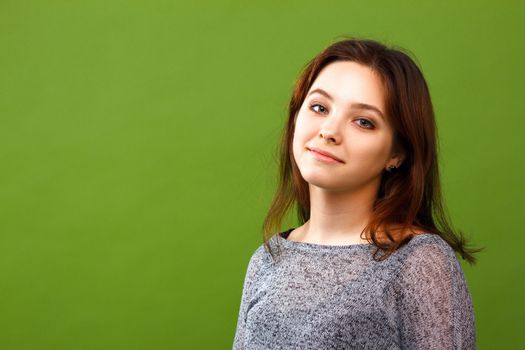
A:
[1,0,523,349]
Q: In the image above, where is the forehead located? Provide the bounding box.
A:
[309,61,386,112]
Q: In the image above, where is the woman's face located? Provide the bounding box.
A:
[292,60,403,193]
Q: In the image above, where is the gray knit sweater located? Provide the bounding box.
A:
[233,228,476,349]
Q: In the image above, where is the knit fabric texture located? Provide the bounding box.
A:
[233,228,476,349]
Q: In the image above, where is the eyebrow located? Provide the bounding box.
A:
[307,88,385,120]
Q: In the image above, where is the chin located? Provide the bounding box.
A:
[301,173,344,190]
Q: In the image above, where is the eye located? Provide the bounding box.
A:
[356,118,375,129]
[310,103,327,114]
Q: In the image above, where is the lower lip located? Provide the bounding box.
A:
[308,149,342,163]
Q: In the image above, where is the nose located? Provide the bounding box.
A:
[319,115,342,144]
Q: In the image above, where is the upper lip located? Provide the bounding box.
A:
[307,147,345,163]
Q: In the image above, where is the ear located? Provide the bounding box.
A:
[388,148,406,168]
[392,155,405,168]
[388,136,406,168]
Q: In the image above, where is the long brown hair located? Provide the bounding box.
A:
[262,35,484,265]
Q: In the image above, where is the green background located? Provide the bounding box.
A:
[1,1,523,349]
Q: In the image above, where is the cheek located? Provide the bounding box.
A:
[293,114,317,140]
[352,138,392,167]
[292,116,309,155]
[292,129,304,164]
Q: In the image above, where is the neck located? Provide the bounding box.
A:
[303,182,379,244]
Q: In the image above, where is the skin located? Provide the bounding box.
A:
[290,61,412,245]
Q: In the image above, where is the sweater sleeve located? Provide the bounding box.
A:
[394,238,476,350]
[232,245,264,350]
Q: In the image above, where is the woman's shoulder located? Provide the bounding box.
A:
[403,231,454,254]
[394,232,465,283]
[379,225,454,260]
[246,241,276,269]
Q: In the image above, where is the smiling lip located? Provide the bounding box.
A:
[307,147,345,163]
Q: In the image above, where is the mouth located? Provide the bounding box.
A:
[307,147,345,163]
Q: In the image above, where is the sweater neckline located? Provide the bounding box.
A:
[277,228,375,251]
[277,227,435,251]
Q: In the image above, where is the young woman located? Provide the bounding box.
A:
[233,37,482,349]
